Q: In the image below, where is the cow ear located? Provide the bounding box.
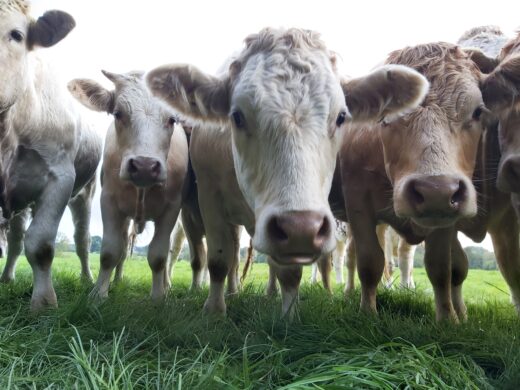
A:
[481,54,520,112]
[342,65,429,124]
[146,64,230,123]
[28,10,76,49]
[464,48,500,73]
[67,79,114,113]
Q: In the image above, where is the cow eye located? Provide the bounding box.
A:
[9,30,23,43]
[167,116,176,127]
[232,110,245,129]
[336,111,347,127]
[113,110,122,120]
[472,107,483,121]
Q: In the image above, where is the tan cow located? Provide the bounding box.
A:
[68,71,188,300]
[338,40,520,321]
[147,27,429,316]
[0,2,102,310]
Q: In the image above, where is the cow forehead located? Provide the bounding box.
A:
[0,0,30,15]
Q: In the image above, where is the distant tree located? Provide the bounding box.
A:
[55,232,71,256]
[90,235,102,253]
[413,243,497,270]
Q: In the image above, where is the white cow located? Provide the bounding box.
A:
[68,71,189,300]
[0,2,102,310]
[147,27,429,316]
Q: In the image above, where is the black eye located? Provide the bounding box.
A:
[472,107,483,121]
[232,111,245,129]
[113,110,122,120]
[9,30,23,43]
[167,116,176,127]
[336,111,347,127]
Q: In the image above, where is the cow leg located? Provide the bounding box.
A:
[269,259,303,318]
[310,262,319,284]
[450,235,468,321]
[168,219,186,283]
[399,239,416,288]
[113,257,125,283]
[148,207,179,301]
[424,227,457,322]
[333,239,346,285]
[317,254,332,292]
[489,209,520,313]
[181,210,207,290]
[25,176,74,310]
[345,235,356,295]
[0,210,28,283]
[378,225,393,288]
[94,195,129,299]
[68,178,96,283]
[226,225,241,295]
[266,262,278,296]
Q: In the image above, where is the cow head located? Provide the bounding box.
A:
[147,27,428,265]
[478,35,520,193]
[380,42,516,228]
[0,1,75,112]
[68,71,177,187]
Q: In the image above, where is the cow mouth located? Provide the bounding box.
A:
[411,215,459,228]
[271,253,319,266]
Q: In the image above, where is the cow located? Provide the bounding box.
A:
[452,27,520,314]
[0,2,102,310]
[0,179,97,283]
[337,40,520,321]
[147,27,429,316]
[68,71,193,300]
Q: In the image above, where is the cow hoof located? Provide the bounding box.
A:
[80,273,94,284]
[202,299,226,316]
[30,292,58,312]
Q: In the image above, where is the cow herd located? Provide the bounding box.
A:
[1,2,520,323]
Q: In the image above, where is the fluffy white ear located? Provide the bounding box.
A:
[146,64,230,123]
[481,54,520,112]
[341,65,429,124]
[67,79,114,113]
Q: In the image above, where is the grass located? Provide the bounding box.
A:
[0,253,518,389]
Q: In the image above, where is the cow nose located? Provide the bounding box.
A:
[126,156,164,187]
[267,211,332,261]
[405,176,467,215]
[499,156,520,193]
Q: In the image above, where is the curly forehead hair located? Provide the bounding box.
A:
[0,0,30,14]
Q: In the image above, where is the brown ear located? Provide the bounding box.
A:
[341,64,429,123]
[481,54,520,112]
[464,48,500,73]
[28,10,76,49]
[146,64,230,123]
[67,79,114,113]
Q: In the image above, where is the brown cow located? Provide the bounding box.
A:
[336,41,519,321]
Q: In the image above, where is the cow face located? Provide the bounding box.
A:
[0,2,75,112]
[68,71,177,187]
[479,37,520,193]
[147,28,428,265]
[380,43,500,228]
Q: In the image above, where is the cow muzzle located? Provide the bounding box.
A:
[260,210,335,265]
[122,156,166,187]
[396,175,475,227]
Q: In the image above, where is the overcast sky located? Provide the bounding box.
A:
[31,0,519,249]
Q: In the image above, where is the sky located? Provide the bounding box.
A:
[30,0,520,249]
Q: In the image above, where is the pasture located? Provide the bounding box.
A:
[0,254,519,389]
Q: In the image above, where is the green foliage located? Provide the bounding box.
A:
[90,235,102,253]
[0,257,518,388]
[414,245,497,270]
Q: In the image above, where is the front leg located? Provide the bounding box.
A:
[269,258,303,319]
[266,262,278,296]
[333,239,346,285]
[24,174,74,310]
[450,234,468,321]
[148,203,180,300]
[317,254,332,292]
[226,225,242,295]
[68,177,96,283]
[424,227,457,322]
[0,209,29,283]
[398,239,416,288]
[167,219,186,283]
[93,193,129,299]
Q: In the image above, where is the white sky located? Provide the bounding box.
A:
[31,0,519,250]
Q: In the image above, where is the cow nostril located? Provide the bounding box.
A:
[128,159,138,174]
[268,217,288,241]
[317,217,330,238]
[151,161,161,175]
[409,181,425,205]
[451,180,467,206]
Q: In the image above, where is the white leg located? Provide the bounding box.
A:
[333,240,346,285]
[270,259,302,319]
[167,219,186,282]
[0,210,28,283]
[399,239,416,288]
[310,262,319,284]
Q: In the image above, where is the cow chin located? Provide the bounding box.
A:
[269,254,320,266]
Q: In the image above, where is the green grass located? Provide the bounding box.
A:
[0,253,519,389]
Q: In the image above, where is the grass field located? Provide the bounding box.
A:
[0,253,519,389]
